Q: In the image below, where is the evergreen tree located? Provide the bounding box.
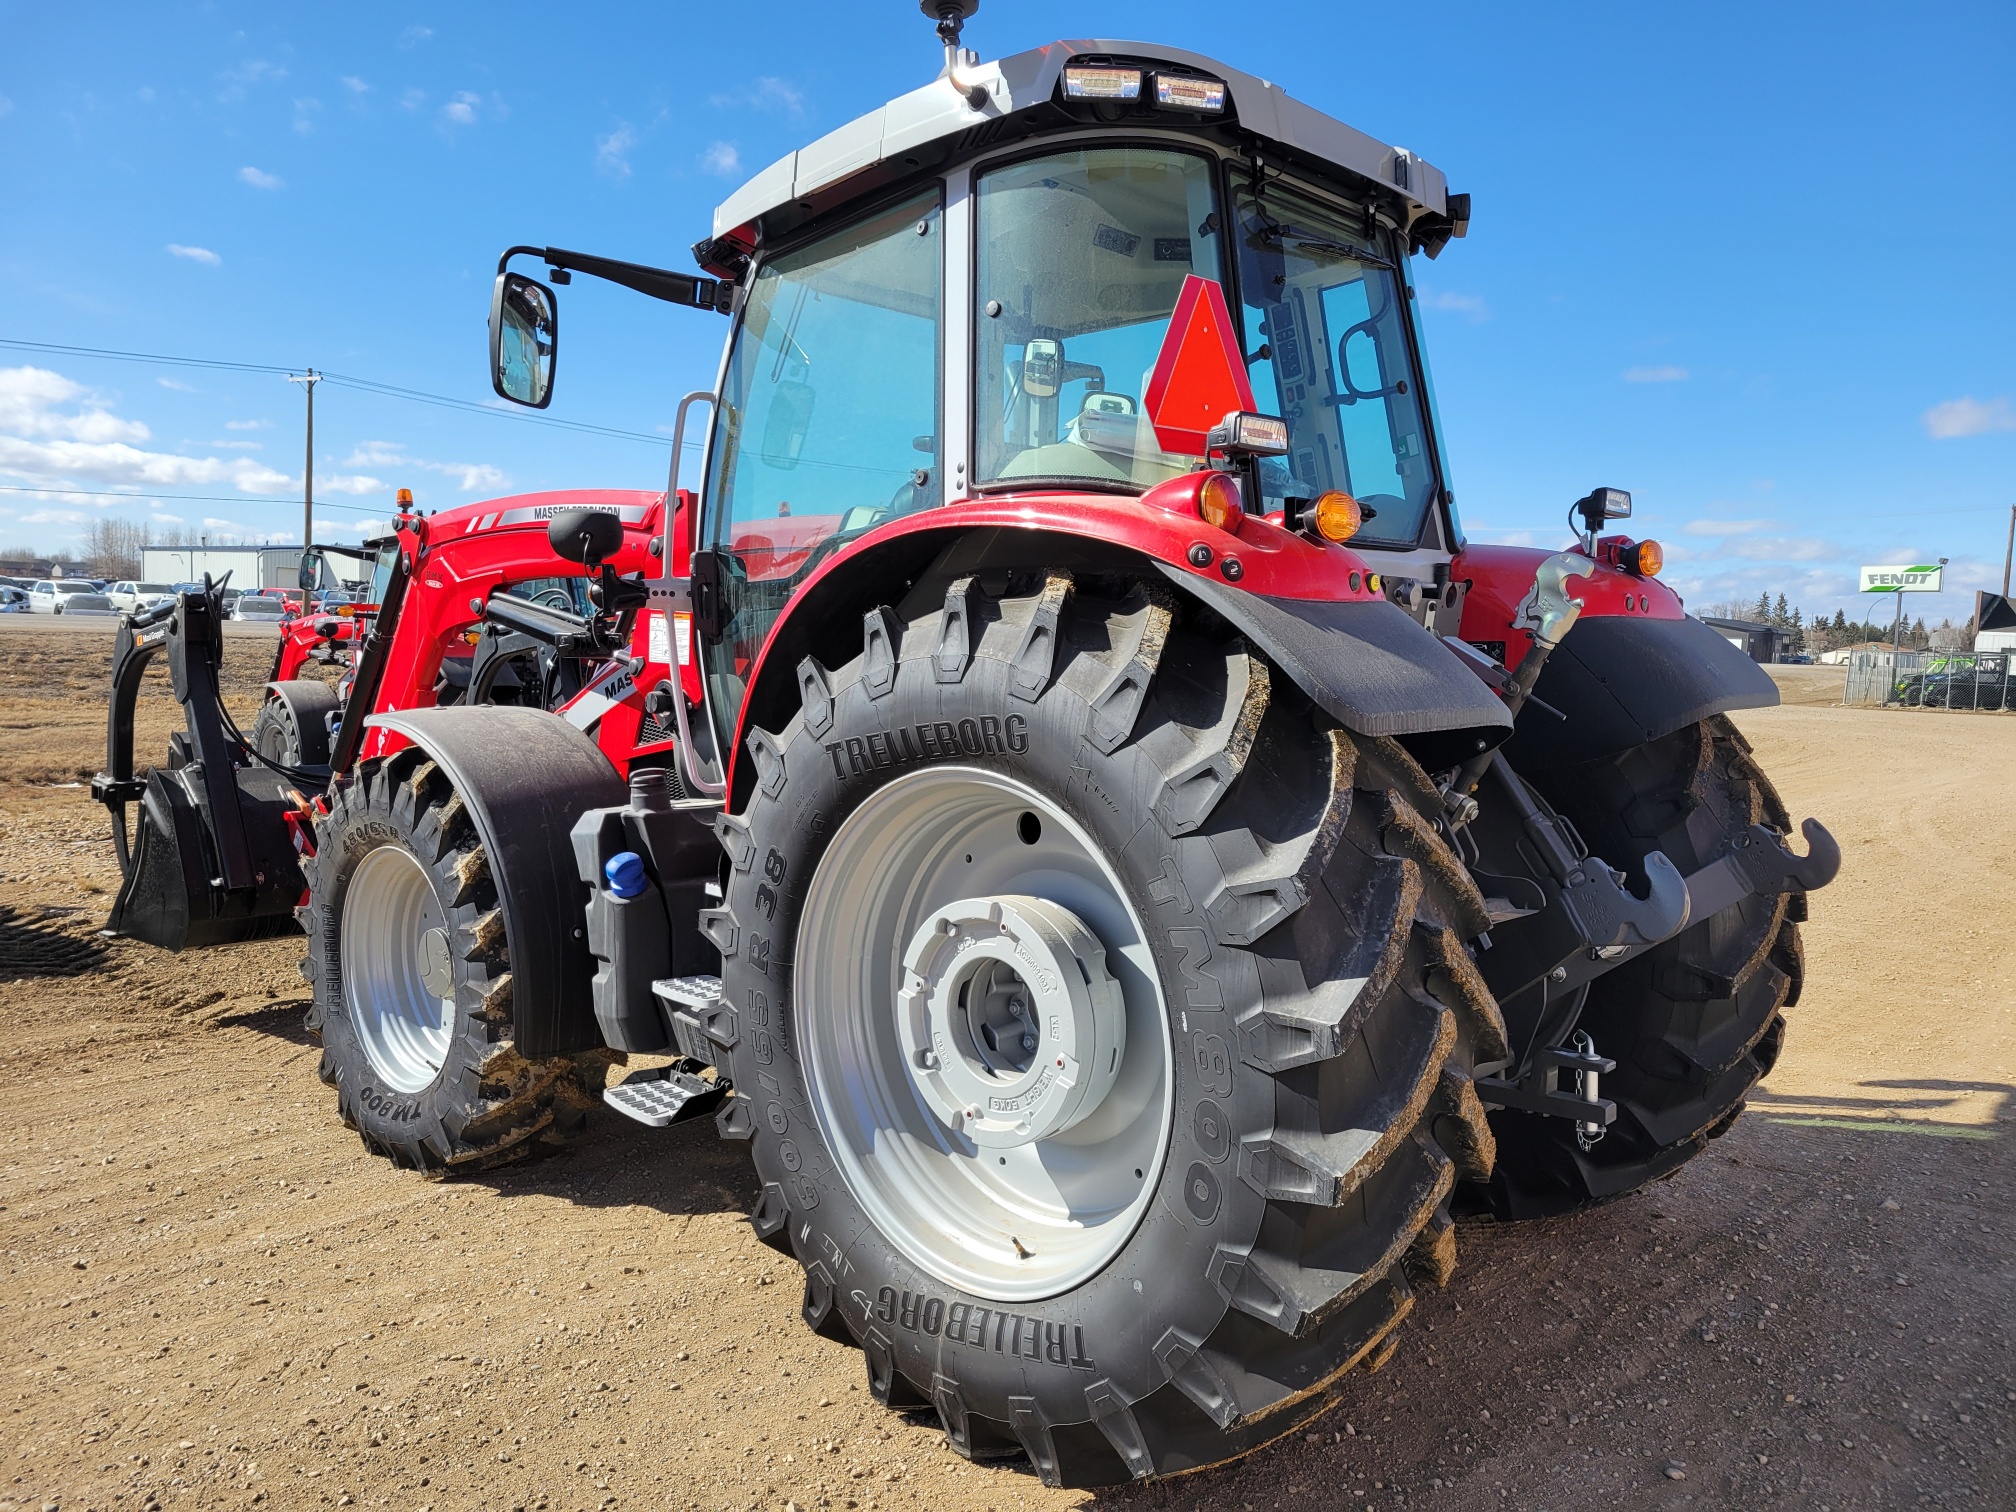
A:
[1773,592,1790,627]
[1752,591,1771,622]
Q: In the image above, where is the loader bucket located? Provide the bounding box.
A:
[105,763,306,952]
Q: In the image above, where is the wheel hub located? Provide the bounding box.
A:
[897,896,1124,1149]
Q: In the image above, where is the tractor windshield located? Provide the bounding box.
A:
[974,146,1223,490]
[701,188,942,719]
[1230,170,1439,546]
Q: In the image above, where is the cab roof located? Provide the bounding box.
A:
[709,38,1452,266]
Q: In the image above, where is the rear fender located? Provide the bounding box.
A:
[725,510,1510,805]
[1453,544,1776,767]
[363,706,625,1057]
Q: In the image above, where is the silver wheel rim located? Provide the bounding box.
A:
[797,766,1172,1301]
[341,844,456,1094]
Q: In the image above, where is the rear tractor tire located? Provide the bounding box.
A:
[706,570,1509,1486]
[302,747,609,1172]
[1480,715,1806,1218]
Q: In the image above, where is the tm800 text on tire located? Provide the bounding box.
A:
[705,570,1510,1486]
[303,747,610,1172]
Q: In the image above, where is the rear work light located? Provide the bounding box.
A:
[1155,73,1227,112]
[1206,411,1289,456]
[1063,65,1143,101]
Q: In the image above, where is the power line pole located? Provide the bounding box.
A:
[288,369,321,553]
[2003,503,2014,597]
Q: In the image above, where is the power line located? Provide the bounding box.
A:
[0,484,388,516]
[0,336,696,447]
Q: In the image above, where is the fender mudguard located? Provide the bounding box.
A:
[262,679,341,766]
[1163,569,1512,767]
[365,706,625,1057]
[1508,613,1779,768]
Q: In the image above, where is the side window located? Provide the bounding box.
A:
[1232,171,1439,546]
[700,189,942,724]
[973,147,1223,489]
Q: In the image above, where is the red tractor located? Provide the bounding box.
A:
[98,7,1837,1487]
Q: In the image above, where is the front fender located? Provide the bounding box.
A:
[364,706,624,1056]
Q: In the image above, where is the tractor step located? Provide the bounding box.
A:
[602,1062,728,1128]
[651,974,739,1060]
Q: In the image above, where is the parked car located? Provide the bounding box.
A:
[28,580,104,613]
[0,586,29,613]
[105,580,177,613]
[59,593,122,618]
[230,594,291,623]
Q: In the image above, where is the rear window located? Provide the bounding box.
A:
[56,582,94,593]
[137,583,172,593]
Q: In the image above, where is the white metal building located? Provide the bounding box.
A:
[140,544,307,591]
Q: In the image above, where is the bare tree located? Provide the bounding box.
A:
[81,517,151,579]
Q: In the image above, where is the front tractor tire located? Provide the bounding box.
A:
[1482,715,1807,1218]
[707,571,1509,1486]
[251,680,339,768]
[304,748,608,1172]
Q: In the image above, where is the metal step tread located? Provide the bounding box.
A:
[652,974,724,1011]
[602,1064,726,1128]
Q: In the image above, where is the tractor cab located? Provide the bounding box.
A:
[488,13,1472,792]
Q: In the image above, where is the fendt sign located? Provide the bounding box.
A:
[1861,564,1944,593]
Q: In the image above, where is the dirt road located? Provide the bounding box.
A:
[2,620,2010,1512]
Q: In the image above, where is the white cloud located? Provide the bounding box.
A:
[1624,365,1689,383]
[202,516,248,531]
[238,165,284,190]
[224,60,286,86]
[156,377,196,392]
[1421,290,1489,322]
[1922,396,2015,440]
[702,140,741,177]
[596,124,638,180]
[710,77,806,114]
[224,418,270,431]
[320,473,389,496]
[150,510,183,525]
[340,76,371,94]
[207,439,262,450]
[400,25,433,48]
[293,97,321,134]
[0,365,297,496]
[166,243,221,266]
[343,440,505,492]
[1682,518,1770,537]
[400,88,427,112]
[443,91,481,126]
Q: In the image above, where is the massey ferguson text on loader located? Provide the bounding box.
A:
[96,5,1837,1486]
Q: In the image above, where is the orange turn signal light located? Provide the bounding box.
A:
[1635,539,1664,577]
[1197,471,1244,532]
[1311,490,1363,544]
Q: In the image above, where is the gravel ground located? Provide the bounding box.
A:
[2,619,2010,1512]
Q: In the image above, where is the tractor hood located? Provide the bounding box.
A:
[705,38,1458,273]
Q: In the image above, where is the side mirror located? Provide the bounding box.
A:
[547,508,624,568]
[1022,338,1063,398]
[297,547,321,591]
[1573,486,1632,536]
[761,380,816,471]
[489,271,559,409]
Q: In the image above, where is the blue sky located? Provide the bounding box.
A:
[2,0,2011,625]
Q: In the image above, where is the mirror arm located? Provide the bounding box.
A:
[502,245,733,313]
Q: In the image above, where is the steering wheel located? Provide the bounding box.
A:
[530,587,575,611]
